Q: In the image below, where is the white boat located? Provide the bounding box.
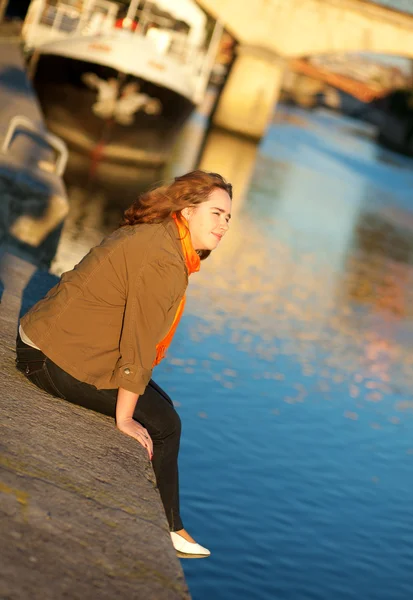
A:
[22,0,222,170]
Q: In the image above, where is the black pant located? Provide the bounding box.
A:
[15,334,183,531]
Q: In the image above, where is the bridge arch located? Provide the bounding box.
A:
[197,0,413,137]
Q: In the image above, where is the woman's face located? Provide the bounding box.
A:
[182,188,232,251]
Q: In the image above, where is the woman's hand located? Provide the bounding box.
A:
[116,387,153,459]
[116,417,153,460]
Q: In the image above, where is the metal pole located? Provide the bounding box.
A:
[77,0,94,33]
[193,19,224,104]
[0,0,9,24]
[126,0,141,22]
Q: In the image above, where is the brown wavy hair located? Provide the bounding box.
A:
[120,170,232,259]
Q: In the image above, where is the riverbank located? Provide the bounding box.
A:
[0,253,191,599]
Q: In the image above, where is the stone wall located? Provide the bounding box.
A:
[0,254,191,599]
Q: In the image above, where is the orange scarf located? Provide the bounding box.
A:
[153,214,200,366]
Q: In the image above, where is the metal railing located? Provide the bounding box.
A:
[23,0,118,49]
[2,115,68,177]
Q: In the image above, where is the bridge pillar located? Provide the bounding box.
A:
[213,45,285,140]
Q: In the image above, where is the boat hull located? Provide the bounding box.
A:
[32,53,195,172]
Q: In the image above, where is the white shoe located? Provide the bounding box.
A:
[170,532,211,558]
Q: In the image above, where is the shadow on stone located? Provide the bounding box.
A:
[19,268,59,317]
[0,65,29,95]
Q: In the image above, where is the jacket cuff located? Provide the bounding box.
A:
[113,364,152,395]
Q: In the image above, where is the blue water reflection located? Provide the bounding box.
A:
[156,107,413,600]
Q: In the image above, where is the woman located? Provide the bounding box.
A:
[16,170,232,558]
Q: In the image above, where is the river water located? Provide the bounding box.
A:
[51,106,413,599]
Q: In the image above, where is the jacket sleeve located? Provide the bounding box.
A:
[111,254,186,394]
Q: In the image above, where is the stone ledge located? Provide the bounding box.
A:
[0,254,191,600]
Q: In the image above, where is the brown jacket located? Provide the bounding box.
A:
[21,219,187,394]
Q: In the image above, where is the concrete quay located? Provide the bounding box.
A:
[0,25,191,600]
[0,255,191,599]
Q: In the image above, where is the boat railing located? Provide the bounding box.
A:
[23,0,119,50]
[39,3,79,34]
[144,28,199,64]
[128,5,223,102]
[23,0,204,68]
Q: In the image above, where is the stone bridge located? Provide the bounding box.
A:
[197,0,413,137]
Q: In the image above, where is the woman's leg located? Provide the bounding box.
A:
[16,333,117,415]
[16,336,183,531]
[133,380,183,532]
[50,369,183,530]
[45,364,184,530]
